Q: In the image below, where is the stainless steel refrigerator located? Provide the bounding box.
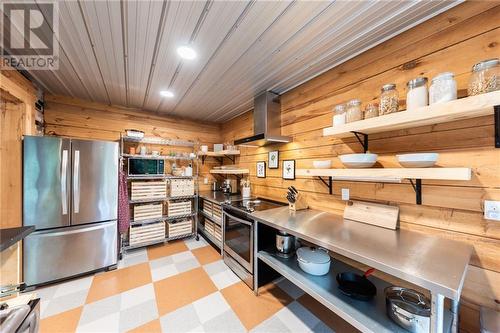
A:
[23,136,119,286]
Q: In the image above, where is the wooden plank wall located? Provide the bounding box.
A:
[44,95,223,192]
[222,3,500,331]
[0,69,38,285]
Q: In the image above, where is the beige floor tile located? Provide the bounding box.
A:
[191,245,221,265]
[147,241,188,261]
[221,282,292,331]
[154,267,218,316]
[40,306,83,333]
[86,263,152,304]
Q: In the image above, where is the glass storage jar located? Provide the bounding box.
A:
[406,77,428,111]
[468,58,499,96]
[379,84,399,115]
[332,104,346,127]
[364,102,379,119]
[346,99,362,123]
[429,72,457,105]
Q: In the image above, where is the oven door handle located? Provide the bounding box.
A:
[224,211,253,226]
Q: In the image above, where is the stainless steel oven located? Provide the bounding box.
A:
[223,207,254,288]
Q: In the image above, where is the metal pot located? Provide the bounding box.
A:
[385,287,431,333]
[276,231,294,254]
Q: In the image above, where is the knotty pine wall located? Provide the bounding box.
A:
[44,95,222,192]
[222,2,500,331]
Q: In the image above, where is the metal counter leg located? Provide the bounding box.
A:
[253,222,259,296]
[430,293,445,333]
[451,299,459,333]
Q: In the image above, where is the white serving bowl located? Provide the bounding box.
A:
[339,153,378,168]
[313,160,332,169]
[397,153,439,168]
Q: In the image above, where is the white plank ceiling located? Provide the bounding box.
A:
[10,0,461,122]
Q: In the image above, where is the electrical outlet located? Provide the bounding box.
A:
[203,177,209,185]
[341,188,350,201]
[484,200,500,221]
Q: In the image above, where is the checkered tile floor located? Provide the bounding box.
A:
[36,237,358,333]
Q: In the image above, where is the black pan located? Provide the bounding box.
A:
[336,268,376,301]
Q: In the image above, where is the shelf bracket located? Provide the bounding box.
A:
[224,155,235,163]
[495,105,499,148]
[409,179,422,205]
[318,176,333,195]
[201,156,206,164]
[352,131,368,153]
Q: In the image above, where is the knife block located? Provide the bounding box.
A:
[289,193,308,211]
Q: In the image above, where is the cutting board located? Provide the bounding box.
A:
[343,200,399,230]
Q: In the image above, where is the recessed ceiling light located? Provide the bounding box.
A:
[177,46,196,60]
[160,90,174,98]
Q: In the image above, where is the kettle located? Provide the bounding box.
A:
[276,231,294,255]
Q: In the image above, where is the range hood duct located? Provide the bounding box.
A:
[234,91,292,147]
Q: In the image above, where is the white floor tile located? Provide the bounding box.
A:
[185,237,208,250]
[171,250,195,263]
[277,301,320,332]
[275,278,305,300]
[151,264,178,282]
[76,312,120,333]
[193,292,230,324]
[120,283,155,311]
[52,275,93,298]
[42,289,88,319]
[209,268,240,290]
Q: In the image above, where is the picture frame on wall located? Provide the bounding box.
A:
[282,160,295,180]
[256,161,266,178]
[268,151,279,169]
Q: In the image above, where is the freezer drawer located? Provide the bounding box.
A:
[23,221,117,286]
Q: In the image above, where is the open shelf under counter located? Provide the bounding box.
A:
[323,90,500,139]
[258,250,452,333]
[296,167,472,182]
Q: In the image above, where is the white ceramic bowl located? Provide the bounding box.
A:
[397,153,439,168]
[313,160,332,169]
[339,153,378,168]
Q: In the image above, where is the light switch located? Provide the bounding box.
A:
[341,188,350,201]
[484,200,500,221]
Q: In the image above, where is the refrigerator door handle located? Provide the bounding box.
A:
[73,150,80,213]
[61,149,68,215]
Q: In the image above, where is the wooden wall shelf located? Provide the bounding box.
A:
[323,91,500,143]
[209,169,249,175]
[296,167,471,205]
[199,150,240,164]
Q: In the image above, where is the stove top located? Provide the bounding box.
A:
[227,198,285,213]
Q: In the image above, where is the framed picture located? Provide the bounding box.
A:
[282,160,295,180]
[256,161,266,178]
[268,151,279,169]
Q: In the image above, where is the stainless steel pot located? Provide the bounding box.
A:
[276,231,294,254]
[385,287,431,333]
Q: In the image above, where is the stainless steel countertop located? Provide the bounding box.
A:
[198,191,244,204]
[251,207,472,300]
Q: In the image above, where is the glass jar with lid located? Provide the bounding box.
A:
[332,104,346,127]
[429,72,457,105]
[346,99,362,123]
[468,58,499,96]
[380,84,399,115]
[364,102,379,119]
[406,77,428,111]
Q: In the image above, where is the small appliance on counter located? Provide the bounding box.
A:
[222,179,238,194]
[296,247,331,276]
[385,287,431,333]
[275,231,294,258]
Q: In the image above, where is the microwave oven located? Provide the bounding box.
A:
[128,158,164,176]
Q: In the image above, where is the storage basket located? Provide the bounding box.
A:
[131,181,167,200]
[205,220,215,236]
[169,179,195,197]
[203,200,213,215]
[214,223,222,242]
[133,203,163,221]
[167,219,193,238]
[129,221,165,246]
[166,200,191,217]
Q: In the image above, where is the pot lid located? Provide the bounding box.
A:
[296,247,330,264]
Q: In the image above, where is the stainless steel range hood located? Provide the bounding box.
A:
[234,91,292,147]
